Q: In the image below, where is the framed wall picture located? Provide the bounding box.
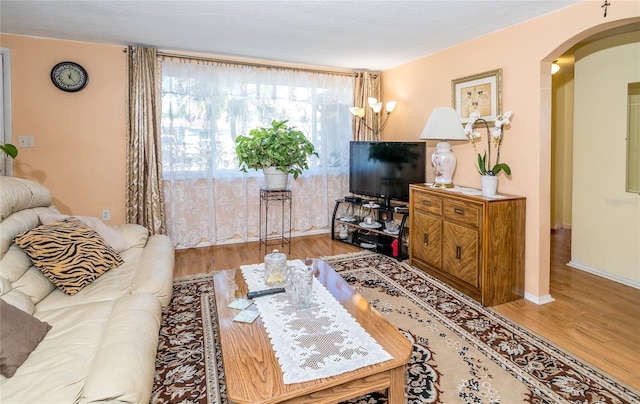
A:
[451,68,502,125]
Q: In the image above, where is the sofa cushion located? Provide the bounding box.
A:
[0,295,161,403]
[0,177,52,222]
[38,213,131,253]
[13,218,123,295]
[112,223,150,249]
[0,299,116,402]
[0,299,51,378]
[80,294,161,403]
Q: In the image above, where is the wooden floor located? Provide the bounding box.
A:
[173,236,363,277]
[174,229,640,390]
[493,229,640,390]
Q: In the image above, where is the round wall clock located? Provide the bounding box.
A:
[50,61,89,92]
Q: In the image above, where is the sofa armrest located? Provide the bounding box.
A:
[111,224,150,249]
[131,235,174,310]
[80,294,161,404]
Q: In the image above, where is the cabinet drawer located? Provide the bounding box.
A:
[413,192,442,215]
[443,199,481,228]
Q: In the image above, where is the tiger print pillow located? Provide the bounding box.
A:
[14,217,124,295]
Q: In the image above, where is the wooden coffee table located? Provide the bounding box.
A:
[213,259,412,404]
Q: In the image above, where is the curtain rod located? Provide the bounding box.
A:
[154,50,358,77]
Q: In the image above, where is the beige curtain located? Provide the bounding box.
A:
[352,71,381,141]
[126,46,166,235]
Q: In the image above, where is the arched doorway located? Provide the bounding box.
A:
[548,21,640,290]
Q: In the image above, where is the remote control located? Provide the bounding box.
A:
[247,288,286,299]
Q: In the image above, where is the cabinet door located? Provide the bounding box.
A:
[411,210,442,269]
[442,221,479,287]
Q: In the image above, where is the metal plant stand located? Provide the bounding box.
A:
[259,189,292,253]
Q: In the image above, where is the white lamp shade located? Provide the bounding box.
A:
[385,101,397,113]
[349,107,365,118]
[419,107,466,141]
[420,107,466,188]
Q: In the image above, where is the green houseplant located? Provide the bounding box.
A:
[235,120,318,189]
[0,143,18,159]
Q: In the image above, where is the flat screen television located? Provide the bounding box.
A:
[349,141,426,206]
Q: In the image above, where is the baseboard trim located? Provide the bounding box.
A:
[176,228,332,250]
[567,260,640,290]
[550,223,572,231]
[524,292,555,305]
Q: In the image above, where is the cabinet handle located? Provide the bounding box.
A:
[422,200,432,206]
[456,246,462,260]
[423,233,429,245]
[454,208,465,215]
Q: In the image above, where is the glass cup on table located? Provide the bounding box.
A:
[290,259,317,310]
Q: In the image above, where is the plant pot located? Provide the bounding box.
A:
[480,175,498,197]
[263,166,289,190]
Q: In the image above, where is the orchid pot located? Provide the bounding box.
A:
[480,175,498,197]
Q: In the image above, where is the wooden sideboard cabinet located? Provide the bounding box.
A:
[409,184,526,306]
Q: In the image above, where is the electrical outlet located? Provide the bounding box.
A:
[102,209,111,221]
[18,135,35,148]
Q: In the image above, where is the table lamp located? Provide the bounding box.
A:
[419,107,466,188]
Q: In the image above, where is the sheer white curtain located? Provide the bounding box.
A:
[160,58,354,248]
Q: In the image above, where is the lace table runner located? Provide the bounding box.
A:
[240,261,392,384]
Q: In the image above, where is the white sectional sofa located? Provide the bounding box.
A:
[0,177,175,403]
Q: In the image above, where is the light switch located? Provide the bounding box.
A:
[18,135,35,148]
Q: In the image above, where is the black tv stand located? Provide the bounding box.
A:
[381,195,392,210]
[331,198,409,260]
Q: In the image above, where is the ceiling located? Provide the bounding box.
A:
[0,1,580,71]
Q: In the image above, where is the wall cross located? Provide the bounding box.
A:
[601,0,611,17]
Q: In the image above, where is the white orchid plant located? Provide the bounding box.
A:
[464,110,514,176]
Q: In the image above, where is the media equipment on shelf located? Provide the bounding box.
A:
[349,141,426,208]
[331,199,410,260]
[344,196,363,204]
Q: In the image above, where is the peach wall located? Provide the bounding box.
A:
[381,1,640,301]
[0,34,127,223]
[571,35,640,284]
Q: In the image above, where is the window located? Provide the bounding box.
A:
[161,60,353,177]
[159,58,354,248]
